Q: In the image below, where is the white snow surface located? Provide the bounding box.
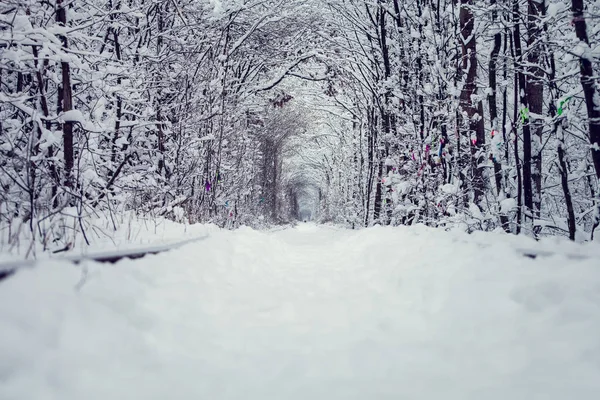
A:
[60,110,85,123]
[0,213,217,263]
[1,223,600,399]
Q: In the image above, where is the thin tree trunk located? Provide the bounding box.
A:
[110,1,123,165]
[488,0,509,230]
[544,16,576,240]
[365,108,377,226]
[513,0,530,229]
[373,3,391,224]
[557,136,576,240]
[510,31,523,234]
[489,0,502,184]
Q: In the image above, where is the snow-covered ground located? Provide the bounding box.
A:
[0,213,218,264]
[1,223,600,399]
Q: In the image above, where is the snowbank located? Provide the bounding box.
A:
[1,224,599,399]
[0,213,220,264]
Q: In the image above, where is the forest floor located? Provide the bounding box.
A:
[1,223,600,399]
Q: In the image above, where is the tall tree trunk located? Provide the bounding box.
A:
[110,0,123,166]
[373,2,391,224]
[488,0,506,199]
[488,10,510,232]
[572,0,600,237]
[365,107,377,226]
[509,31,523,234]
[32,46,59,209]
[557,131,576,240]
[544,15,576,240]
[527,0,545,222]
[548,57,576,241]
[459,0,485,205]
[486,1,510,230]
[488,0,508,230]
[513,0,530,229]
[57,0,74,188]
[571,0,600,178]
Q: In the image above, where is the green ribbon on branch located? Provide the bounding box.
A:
[520,107,529,124]
[557,96,572,117]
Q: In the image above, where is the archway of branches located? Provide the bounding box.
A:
[3,0,600,243]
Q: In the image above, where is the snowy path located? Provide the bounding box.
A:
[1,224,600,399]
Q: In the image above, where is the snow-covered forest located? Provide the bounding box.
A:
[2,0,600,251]
[3,2,600,397]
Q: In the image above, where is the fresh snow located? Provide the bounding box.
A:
[500,197,517,214]
[0,214,216,264]
[1,223,600,399]
[60,109,85,123]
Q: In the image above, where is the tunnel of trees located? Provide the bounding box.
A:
[1,0,600,249]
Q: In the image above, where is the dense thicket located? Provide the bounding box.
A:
[1,0,600,251]
[316,0,600,241]
[1,0,322,250]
